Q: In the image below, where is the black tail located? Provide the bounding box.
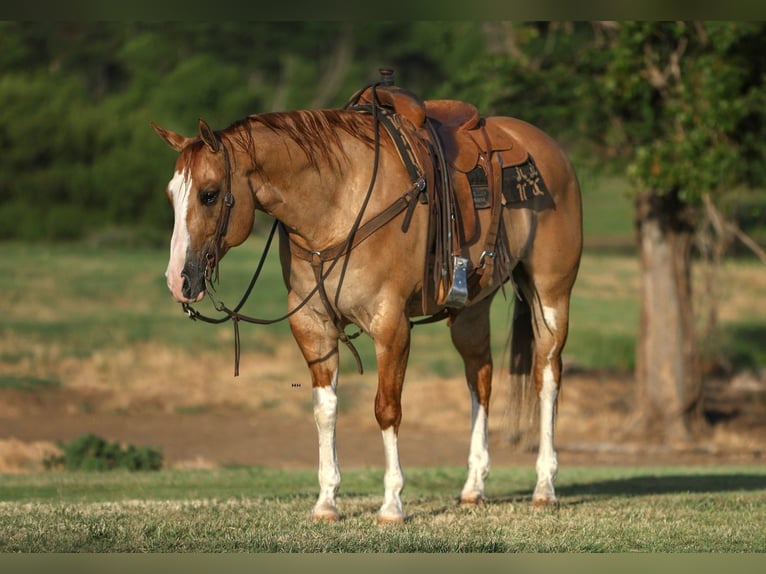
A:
[508,269,539,448]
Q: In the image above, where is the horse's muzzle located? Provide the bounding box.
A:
[181,260,206,302]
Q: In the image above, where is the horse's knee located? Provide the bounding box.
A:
[374,395,401,430]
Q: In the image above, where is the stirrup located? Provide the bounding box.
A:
[443,256,469,308]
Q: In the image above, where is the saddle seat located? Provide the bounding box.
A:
[424,99,480,130]
[356,83,525,169]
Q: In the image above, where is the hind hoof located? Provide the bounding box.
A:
[459,493,487,507]
[531,496,559,510]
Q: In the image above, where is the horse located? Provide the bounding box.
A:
[151,77,582,524]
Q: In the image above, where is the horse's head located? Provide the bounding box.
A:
[152,119,255,303]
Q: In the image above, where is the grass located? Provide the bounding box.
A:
[577,170,635,252]
[0,375,60,392]
[0,465,764,552]
[1,174,765,555]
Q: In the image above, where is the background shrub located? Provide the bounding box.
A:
[44,432,163,471]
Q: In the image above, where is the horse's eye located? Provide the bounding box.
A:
[199,190,219,206]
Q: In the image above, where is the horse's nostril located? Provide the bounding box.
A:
[181,273,191,298]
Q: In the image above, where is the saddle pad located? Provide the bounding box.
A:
[502,155,556,211]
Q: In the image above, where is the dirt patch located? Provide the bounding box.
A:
[1,343,764,473]
[0,438,60,474]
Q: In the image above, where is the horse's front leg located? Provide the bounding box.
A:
[450,295,494,506]
[289,306,342,522]
[311,364,341,521]
[372,310,411,524]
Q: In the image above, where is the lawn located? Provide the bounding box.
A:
[1,174,765,556]
[0,465,764,552]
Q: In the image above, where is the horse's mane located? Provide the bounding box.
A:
[225,109,377,172]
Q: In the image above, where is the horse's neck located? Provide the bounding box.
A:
[245,120,365,251]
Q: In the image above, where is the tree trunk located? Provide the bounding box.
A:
[633,189,707,443]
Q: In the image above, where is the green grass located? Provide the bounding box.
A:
[2,239,292,360]
[0,465,764,552]
[0,375,60,392]
[578,170,635,251]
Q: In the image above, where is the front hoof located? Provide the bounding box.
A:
[376,511,406,525]
[311,504,340,523]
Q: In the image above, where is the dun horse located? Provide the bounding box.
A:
[152,73,582,523]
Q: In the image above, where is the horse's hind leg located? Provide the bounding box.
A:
[528,285,573,508]
[450,295,495,506]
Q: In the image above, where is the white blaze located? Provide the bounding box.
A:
[165,169,192,302]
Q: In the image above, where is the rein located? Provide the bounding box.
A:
[179,81,439,376]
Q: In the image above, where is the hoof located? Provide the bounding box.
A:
[531,496,559,510]
[459,494,487,507]
[376,512,406,525]
[311,505,340,523]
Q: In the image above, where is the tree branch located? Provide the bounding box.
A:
[702,193,766,265]
[642,32,688,93]
[309,24,354,109]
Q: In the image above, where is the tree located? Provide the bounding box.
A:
[1,22,466,241]
[597,22,766,442]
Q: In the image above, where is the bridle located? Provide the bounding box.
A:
[204,135,235,286]
[179,82,445,376]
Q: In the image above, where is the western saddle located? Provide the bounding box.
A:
[346,69,540,312]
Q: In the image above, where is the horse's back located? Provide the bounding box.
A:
[489,116,582,279]
[487,116,580,202]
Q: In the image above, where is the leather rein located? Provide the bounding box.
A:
[180,83,438,376]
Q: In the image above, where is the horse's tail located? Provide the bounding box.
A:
[507,267,539,448]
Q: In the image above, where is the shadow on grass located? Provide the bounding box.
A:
[485,472,766,508]
[554,472,766,500]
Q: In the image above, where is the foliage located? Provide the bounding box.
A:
[0,21,764,241]
[594,22,766,202]
[44,432,163,472]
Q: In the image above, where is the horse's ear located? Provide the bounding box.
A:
[198,118,220,153]
[151,122,191,152]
